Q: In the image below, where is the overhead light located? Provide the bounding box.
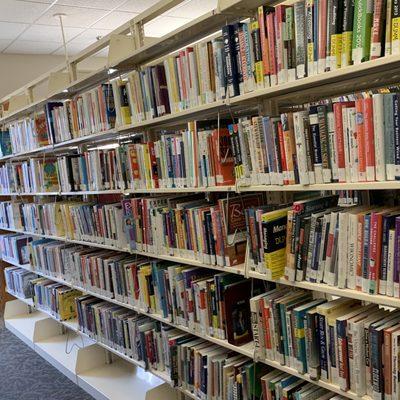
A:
[108,68,118,75]
[62,89,68,93]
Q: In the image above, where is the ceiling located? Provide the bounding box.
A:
[0,0,217,56]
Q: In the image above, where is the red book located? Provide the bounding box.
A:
[363,97,376,181]
[333,102,355,182]
[370,0,385,60]
[147,142,159,188]
[266,11,277,85]
[317,0,327,72]
[355,98,366,181]
[211,128,235,186]
[274,5,287,84]
[368,211,383,294]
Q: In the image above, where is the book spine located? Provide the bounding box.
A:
[394,94,400,180]
[341,0,355,66]
[370,0,385,59]
[392,0,400,54]
[363,97,376,181]
[294,1,307,78]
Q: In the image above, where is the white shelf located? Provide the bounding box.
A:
[77,359,170,400]
[35,330,92,383]
[4,299,177,400]
[248,271,400,309]
[3,180,400,197]
[4,306,47,349]
[0,225,244,274]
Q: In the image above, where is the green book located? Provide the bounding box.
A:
[352,0,373,63]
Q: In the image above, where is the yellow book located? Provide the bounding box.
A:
[261,207,291,280]
[58,289,81,320]
[341,31,353,67]
[330,33,342,69]
[142,143,152,189]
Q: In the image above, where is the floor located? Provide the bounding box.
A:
[0,326,94,400]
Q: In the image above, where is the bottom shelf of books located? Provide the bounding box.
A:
[3,299,177,400]
[2,269,361,400]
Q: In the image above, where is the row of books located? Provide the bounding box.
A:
[250,290,400,398]
[76,294,339,400]
[231,93,400,187]
[0,233,31,265]
[0,119,235,193]
[4,83,116,157]
[56,121,234,192]
[0,192,271,268]
[4,89,400,191]
[0,200,127,248]
[31,277,82,321]
[122,193,269,268]
[4,266,37,299]
[222,1,398,93]
[114,0,399,130]
[2,265,351,399]
[246,194,400,299]
[28,237,274,345]
[0,157,59,194]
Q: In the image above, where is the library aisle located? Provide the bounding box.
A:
[6,0,400,399]
[0,326,94,400]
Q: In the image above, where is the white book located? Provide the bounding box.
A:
[373,93,386,181]
[347,212,358,289]
[338,212,348,288]
[386,229,396,297]
[327,110,339,181]
[293,111,310,184]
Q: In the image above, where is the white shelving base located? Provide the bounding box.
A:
[3,299,179,400]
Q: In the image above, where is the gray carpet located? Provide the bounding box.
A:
[0,326,94,400]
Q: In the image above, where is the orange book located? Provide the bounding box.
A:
[355,97,366,181]
[383,325,400,398]
[258,6,273,82]
[368,211,383,294]
[363,96,376,181]
[211,128,235,186]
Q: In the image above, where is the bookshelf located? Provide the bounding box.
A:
[3,299,175,400]
[3,272,368,400]
[2,0,400,398]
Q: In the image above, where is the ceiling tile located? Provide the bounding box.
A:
[0,0,51,24]
[166,0,217,18]
[92,10,137,30]
[19,25,84,42]
[118,0,159,13]
[35,4,108,28]
[4,39,60,54]
[0,21,29,40]
[0,39,14,51]
[52,0,127,9]
[52,40,90,55]
[144,15,191,38]
[69,28,112,43]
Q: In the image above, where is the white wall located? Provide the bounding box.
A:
[0,53,107,99]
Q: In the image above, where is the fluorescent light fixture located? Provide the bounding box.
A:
[108,68,118,75]
[62,89,68,93]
